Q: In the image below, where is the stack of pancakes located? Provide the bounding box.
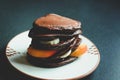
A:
[27,14,82,68]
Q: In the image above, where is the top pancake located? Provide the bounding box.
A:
[33,13,81,30]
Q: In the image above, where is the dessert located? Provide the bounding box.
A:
[27,13,87,68]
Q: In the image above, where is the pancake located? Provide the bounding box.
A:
[27,53,77,68]
[27,13,83,68]
[33,13,81,30]
[31,37,76,50]
[28,27,82,38]
[28,13,81,38]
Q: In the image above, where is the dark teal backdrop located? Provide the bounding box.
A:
[0,0,120,80]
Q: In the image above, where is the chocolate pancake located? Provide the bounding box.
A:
[27,53,77,68]
[31,37,75,50]
[33,14,81,30]
[28,13,81,38]
[27,13,82,68]
[28,27,82,38]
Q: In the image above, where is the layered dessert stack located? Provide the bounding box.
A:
[27,13,87,67]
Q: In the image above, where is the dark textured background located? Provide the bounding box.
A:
[0,0,120,80]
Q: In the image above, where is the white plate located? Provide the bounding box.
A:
[6,31,100,80]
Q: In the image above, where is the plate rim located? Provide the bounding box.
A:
[5,30,100,80]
